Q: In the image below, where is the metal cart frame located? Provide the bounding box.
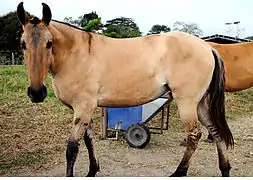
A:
[100,95,173,140]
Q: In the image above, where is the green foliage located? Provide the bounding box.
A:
[75,11,99,27]
[0,11,25,65]
[0,11,22,51]
[103,32,120,38]
[103,17,142,38]
[245,36,253,40]
[148,24,171,35]
[172,21,203,37]
[65,14,142,38]
[83,18,102,32]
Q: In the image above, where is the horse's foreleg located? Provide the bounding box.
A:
[66,103,96,177]
[66,139,79,177]
[84,123,100,177]
[170,100,201,177]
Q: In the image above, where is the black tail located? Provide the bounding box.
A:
[207,49,234,148]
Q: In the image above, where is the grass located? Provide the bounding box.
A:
[0,65,253,175]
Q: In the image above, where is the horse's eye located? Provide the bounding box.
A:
[21,41,26,50]
[46,40,52,49]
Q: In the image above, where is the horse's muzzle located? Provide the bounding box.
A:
[27,85,47,103]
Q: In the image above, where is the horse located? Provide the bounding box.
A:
[200,41,253,143]
[209,41,253,92]
[17,2,234,177]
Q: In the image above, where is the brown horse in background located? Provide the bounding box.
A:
[17,2,233,177]
[204,41,253,143]
[209,41,253,92]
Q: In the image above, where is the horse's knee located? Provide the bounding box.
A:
[70,117,90,141]
[185,127,202,147]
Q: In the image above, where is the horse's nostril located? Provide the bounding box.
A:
[27,86,33,98]
[27,85,47,103]
[42,85,48,99]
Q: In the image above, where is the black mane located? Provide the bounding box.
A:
[52,19,88,32]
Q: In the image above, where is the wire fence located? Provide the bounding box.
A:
[0,50,24,65]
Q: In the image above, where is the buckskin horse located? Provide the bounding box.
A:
[17,2,234,177]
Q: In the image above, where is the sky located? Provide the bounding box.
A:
[1,0,252,38]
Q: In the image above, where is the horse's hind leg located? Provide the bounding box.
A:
[170,99,202,177]
[197,97,231,176]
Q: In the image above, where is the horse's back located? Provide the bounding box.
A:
[96,31,216,107]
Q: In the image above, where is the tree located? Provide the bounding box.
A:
[103,17,142,38]
[172,21,203,37]
[63,12,100,28]
[0,11,22,51]
[63,16,76,25]
[148,24,170,35]
[245,36,253,40]
[76,12,99,27]
[83,18,103,32]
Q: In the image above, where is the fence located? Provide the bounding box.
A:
[0,50,24,65]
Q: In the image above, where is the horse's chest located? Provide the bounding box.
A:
[52,79,73,109]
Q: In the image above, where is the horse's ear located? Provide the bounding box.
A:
[42,2,52,25]
[17,2,29,25]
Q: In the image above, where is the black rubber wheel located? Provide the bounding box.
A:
[125,123,151,149]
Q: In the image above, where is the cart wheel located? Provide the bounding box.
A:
[125,123,151,149]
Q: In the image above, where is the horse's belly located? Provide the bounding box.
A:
[97,83,169,107]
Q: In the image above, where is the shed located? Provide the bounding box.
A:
[201,34,252,44]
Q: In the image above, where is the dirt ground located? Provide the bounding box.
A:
[11,116,253,177]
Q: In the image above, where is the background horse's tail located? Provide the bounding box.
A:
[206,49,234,148]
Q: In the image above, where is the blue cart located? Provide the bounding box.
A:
[100,93,173,149]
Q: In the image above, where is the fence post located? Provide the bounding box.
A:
[12,52,15,65]
[100,107,108,139]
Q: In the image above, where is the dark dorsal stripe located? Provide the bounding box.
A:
[52,19,88,32]
[52,19,93,54]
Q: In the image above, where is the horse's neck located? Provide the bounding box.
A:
[48,21,91,75]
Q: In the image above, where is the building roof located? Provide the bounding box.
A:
[201,34,252,44]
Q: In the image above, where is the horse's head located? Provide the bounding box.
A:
[17,2,53,103]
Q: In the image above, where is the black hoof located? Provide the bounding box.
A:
[170,169,187,177]
[221,170,229,177]
[86,171,96,177]
[221,166,231,177]
[170,172,187,177]
[86,162,99,177]
[66,173,74,177]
